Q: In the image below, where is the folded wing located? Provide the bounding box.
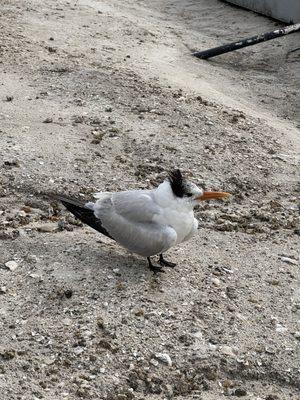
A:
[93,190,177,257]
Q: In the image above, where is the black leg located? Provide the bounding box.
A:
[147,257,164,274]
[159,254,176,268]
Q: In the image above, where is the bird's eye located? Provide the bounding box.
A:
[186,193,193,197]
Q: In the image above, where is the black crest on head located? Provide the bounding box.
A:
[168,169,186,198]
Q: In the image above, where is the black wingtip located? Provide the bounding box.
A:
[55,194,113,240]
[53,194,85,208]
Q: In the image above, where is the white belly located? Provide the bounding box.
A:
[156,208,195,244]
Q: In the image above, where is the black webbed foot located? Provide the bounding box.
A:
[147,257,165,274]
[159,254,176,268]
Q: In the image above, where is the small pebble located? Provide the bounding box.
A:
[5,261,18,271]
[154,353,172,366]
[64,289,73,298]
[29,273,40,279]
[46,46,56,53]
[150,358,159,367]
[1,350,15,360]
[211,277,221,286]
[37,223,58,232]
[292,331,300,340]
[58,220,65,231]
[219,345,236,357]
[279,256,298,265]
[234,388,247,396]
[3,160,20,167]
[192,331,203,339]
[96,317,105,329]
[26,254,38,263]
[134,309,144,317]
[275,323,287,333]
[21,206,32,213]
[43,117,53,123]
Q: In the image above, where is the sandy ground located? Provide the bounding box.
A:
[0,0,300,399]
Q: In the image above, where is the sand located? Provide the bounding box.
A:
[0,0,299,399]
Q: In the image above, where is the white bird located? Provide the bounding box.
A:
[57,169,230,273]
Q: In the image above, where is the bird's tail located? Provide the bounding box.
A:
[55,195,113,239]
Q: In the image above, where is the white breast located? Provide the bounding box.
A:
[159,208,195,244]
[152,181,196,244]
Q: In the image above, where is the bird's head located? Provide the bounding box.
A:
[168,169,230,207]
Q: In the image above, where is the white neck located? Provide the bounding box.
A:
[153,181,193,211]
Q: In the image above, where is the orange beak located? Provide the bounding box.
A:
[196,191,230,201]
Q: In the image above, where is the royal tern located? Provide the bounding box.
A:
[57,169,230,273]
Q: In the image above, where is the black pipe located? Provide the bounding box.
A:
[193,23,300,60]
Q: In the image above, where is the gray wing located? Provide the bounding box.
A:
[93,190,177,257]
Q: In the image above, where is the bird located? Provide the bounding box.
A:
[56,169,230,273]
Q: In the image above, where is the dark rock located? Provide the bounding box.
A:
[234,388,247,396]
[46,46,57,53]
[0,349,16,360]
[3,160,20,168]
[43,117,53,123]
[64,289,73,298]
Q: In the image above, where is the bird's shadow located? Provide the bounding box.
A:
[57,233,166,289]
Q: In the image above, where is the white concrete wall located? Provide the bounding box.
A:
[226,0,300,23]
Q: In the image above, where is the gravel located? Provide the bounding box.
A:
[0,0,299,399]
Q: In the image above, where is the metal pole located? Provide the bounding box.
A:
[192,23,300,60]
